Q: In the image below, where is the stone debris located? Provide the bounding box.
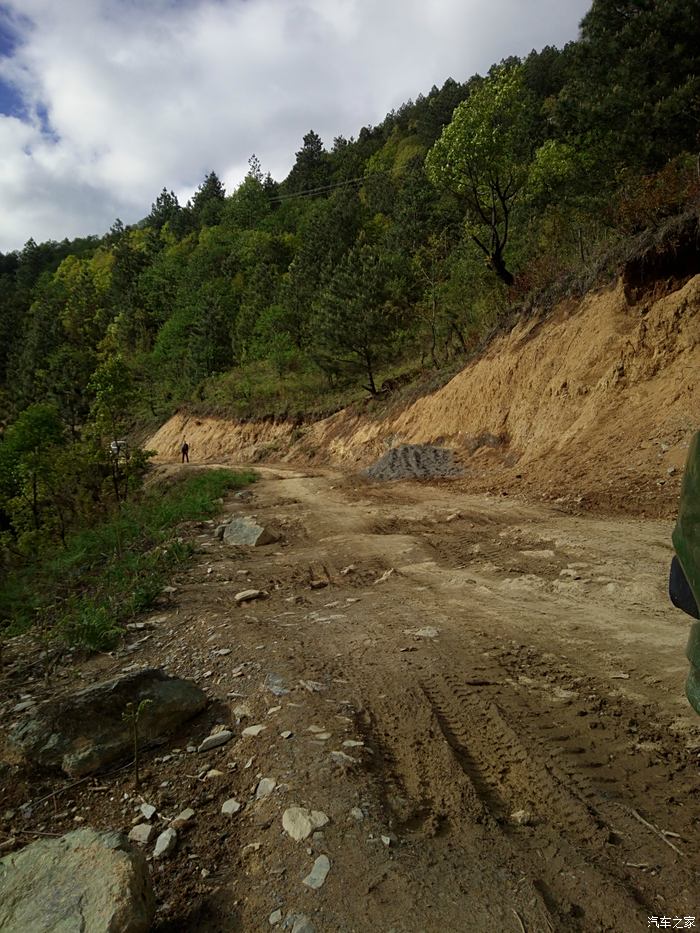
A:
[280,731,293,739]
[265,674,290,696]
[170,808,195,830]
[510,809,533,826]
[223,517,278,547]
[153,827,177,859]
[205,769,225,780]
[342,740,364,748]
[364,444,463,481]
[284,914,315,933]
[282,807,330,842]
[198,730,233,752]
[349,807,364,822]
[128,823,154,845]
[0,828,155,933]
[306,725,326,734]
[242,724,267,737]
[299,680,325,693]
[256,778,277,799]
[374,568,395,585]
[403,626,439,639]
[9,668,207,778]
[140,803,156,821]
[235,589,269,604]
[269,908,283,925]
[222,799,243,816]
[330,751,356,767]
[302,854,330,889]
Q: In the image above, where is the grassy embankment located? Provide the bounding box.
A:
[0,468,255,652]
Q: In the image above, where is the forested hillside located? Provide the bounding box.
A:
[1,0,699,579]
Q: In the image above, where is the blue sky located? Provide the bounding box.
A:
[0,0,592,252]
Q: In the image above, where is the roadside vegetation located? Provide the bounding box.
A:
[0,469,254,652]
[0,0,698,639]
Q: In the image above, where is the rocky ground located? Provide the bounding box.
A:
[1,464,699,932]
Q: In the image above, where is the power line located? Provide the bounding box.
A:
[268,171,389,203]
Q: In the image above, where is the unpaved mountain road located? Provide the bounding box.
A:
[146,463,699,932]
[5,463,698,932]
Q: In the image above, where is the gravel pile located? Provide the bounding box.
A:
[364,444,463,481]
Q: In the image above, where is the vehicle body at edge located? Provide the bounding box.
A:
[669,431,700,714]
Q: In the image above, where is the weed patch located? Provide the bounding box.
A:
[0,469,255,651]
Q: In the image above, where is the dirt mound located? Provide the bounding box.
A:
[364,444,463,481]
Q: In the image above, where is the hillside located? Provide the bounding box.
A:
[147,272,700,518]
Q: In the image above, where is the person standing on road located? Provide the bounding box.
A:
[181,440,190,463]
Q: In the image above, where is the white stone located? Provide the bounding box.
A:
[510,809,533,826]
[221,799,242,816]
[234,589,267,604]
[170,808,194,829]
[269,908,283,925]
[128,823,154,845]
[140,803,156,820]
[242,724,266,737]
[206,769,225,780]
[198,731,233,752]
[342,740,364,748]
[349,807,364,821]
[255,778,276,799]
[282,807,329,842]
[153,827,177,859]
[302,854,330,889]
[280,731,293,739]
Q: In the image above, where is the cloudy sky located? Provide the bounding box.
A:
[0,0,591,252]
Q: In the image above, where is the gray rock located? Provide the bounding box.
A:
[302,854,330,889]
[170,808,194,829]
[269,908,283,925]
[128,824,154,845]
[0,828,154,933]
[198,730,233,752]
[284,915,315,933]
[9,669,207,778]
[235,589,268,604]
[139,803,156,821]
[256,777,276,799]
[153,827,177,859]
[221,799,242,816]
[223,517,278,547]
[282,807,329,842]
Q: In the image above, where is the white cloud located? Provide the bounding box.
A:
[0,0,590,251]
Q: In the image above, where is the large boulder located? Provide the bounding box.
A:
[223,516,278,547]
[0,828,155,933]
[10,668,207,777]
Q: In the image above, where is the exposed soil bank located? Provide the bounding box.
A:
[147,276,700,517]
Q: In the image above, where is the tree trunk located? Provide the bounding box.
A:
[489,251,514,286]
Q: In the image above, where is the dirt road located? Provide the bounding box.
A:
[143,465,699,932]
[5,464,699,932]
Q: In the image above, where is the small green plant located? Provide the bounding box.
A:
[122,698,153,787]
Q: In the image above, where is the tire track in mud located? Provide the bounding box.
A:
[346,629,687,931]
[417,668,650,929]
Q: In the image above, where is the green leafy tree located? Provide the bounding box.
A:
[425,66,537,285]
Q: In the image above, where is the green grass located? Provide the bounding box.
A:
[0,468,255,651]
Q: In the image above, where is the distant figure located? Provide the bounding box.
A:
[181,440,190,463]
